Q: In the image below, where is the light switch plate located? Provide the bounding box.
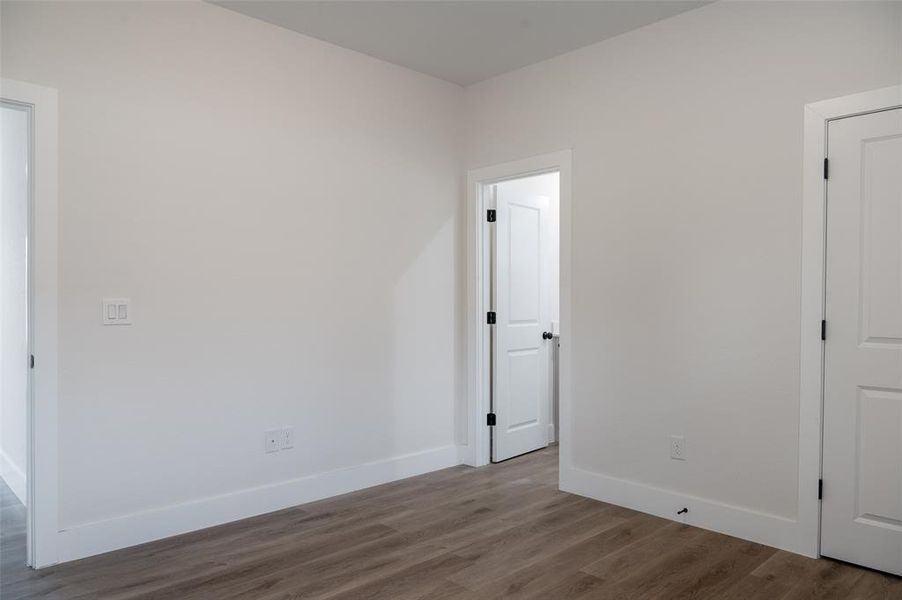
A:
[102,298,132,325]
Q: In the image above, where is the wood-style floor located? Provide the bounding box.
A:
[2,447,900,599]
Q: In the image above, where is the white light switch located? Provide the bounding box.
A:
[103,298,132,325]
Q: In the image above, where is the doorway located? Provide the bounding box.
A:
[466,150,571,469]
[1,78,60,569]
[820,105,902,576]
[1,99,33,564]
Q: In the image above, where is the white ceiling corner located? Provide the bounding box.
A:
[211,1,711,86]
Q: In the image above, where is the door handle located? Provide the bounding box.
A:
[542,331,553,340]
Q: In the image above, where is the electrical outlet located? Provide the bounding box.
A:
[670,435,686,461]
[281,427,294,450]
[265,430,281,453]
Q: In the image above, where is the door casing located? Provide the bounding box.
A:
[1,78,60,569]
[800,85,902,559]
[464,150,572,470]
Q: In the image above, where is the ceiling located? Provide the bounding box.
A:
[212,1,710,86]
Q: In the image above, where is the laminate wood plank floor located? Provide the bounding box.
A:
[2,446,900,599]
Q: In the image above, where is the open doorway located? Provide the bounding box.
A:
[466,150,571,469]
[1,99,32,563]
[1,78,59,569]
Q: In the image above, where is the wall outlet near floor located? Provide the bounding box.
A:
[265,427,295,453]
[281,427,294,450]
[264,430,281,453]
[670,435,686,461]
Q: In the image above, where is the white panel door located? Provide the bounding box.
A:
[822,107,902,576]
[493,177,552,462]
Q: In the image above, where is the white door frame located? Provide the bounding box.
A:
[464,150,572,469]
[800,84,902,558]
[1,78,60,568]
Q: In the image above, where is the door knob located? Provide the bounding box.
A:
[542,331,553,340]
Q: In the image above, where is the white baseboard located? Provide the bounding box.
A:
[457,444,475,466]
[547,424,556,444]
[0,449,27,505]
[560,465,811,557]
[57,445,460,563]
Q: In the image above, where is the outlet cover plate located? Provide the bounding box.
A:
[670,435,686,461]
[265,430,281,453]
[281,427,294,450]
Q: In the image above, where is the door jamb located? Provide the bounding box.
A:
[800,85,902,559]
[1,78,60,569]
[464,150,572,469]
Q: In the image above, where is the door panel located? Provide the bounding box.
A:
[859,134,902,344]
[508,203,541,323]
[822,107,902,576]
[493,174,553,462]
[855,388,902,528]
[507,349,541,429]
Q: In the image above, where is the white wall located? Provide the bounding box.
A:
[6,0,902,564]
[1,0,464,558]
[465,0,902,544]
[1,103,29,504]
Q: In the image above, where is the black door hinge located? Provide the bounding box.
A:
[486,413,496,427]
[818,478,823,500]
[486,209,496,223]
[821,320,827,341]
[486,311,496,325]
[823,158,829,180]
[29,354,34,369]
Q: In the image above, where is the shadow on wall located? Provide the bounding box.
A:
[391,217,457,462]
